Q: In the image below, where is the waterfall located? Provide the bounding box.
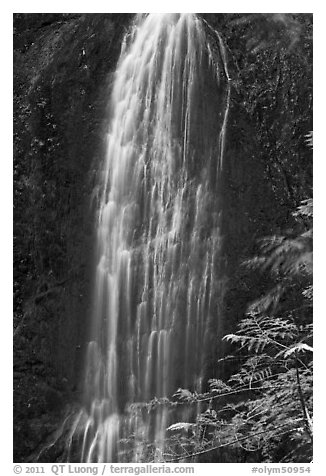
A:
[67,13,229,463]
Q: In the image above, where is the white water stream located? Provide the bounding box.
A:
[66,13,229,462]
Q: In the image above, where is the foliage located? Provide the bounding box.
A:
[126,197,313,463]
[187,198,311,462]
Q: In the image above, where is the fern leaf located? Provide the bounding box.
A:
[167,422,194,432]
[173,388,196,402]
[283,343,313,358]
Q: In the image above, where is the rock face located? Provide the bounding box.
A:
[13,13,312,462]
[13,13,133,461]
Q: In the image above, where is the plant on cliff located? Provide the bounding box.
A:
[131,196,312,463]
[171,197,312,463]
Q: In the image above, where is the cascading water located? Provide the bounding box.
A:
[66,13,229,463]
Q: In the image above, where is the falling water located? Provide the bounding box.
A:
[66,13,229,463]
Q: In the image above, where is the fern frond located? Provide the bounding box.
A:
[223,333,269,353]
[280,343,313,359]
[208,379,232,393]
[167,422,194,432]
[304,131,313,149]
[173,388,197,402]
[293,198,313,219]
[247,285,283,314]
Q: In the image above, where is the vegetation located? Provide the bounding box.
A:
[180,197,312,463]
[122,195,312,463]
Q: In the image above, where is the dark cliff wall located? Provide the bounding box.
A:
[201,13,312,371]
[13,13,132,462]
[13,13,312,462]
